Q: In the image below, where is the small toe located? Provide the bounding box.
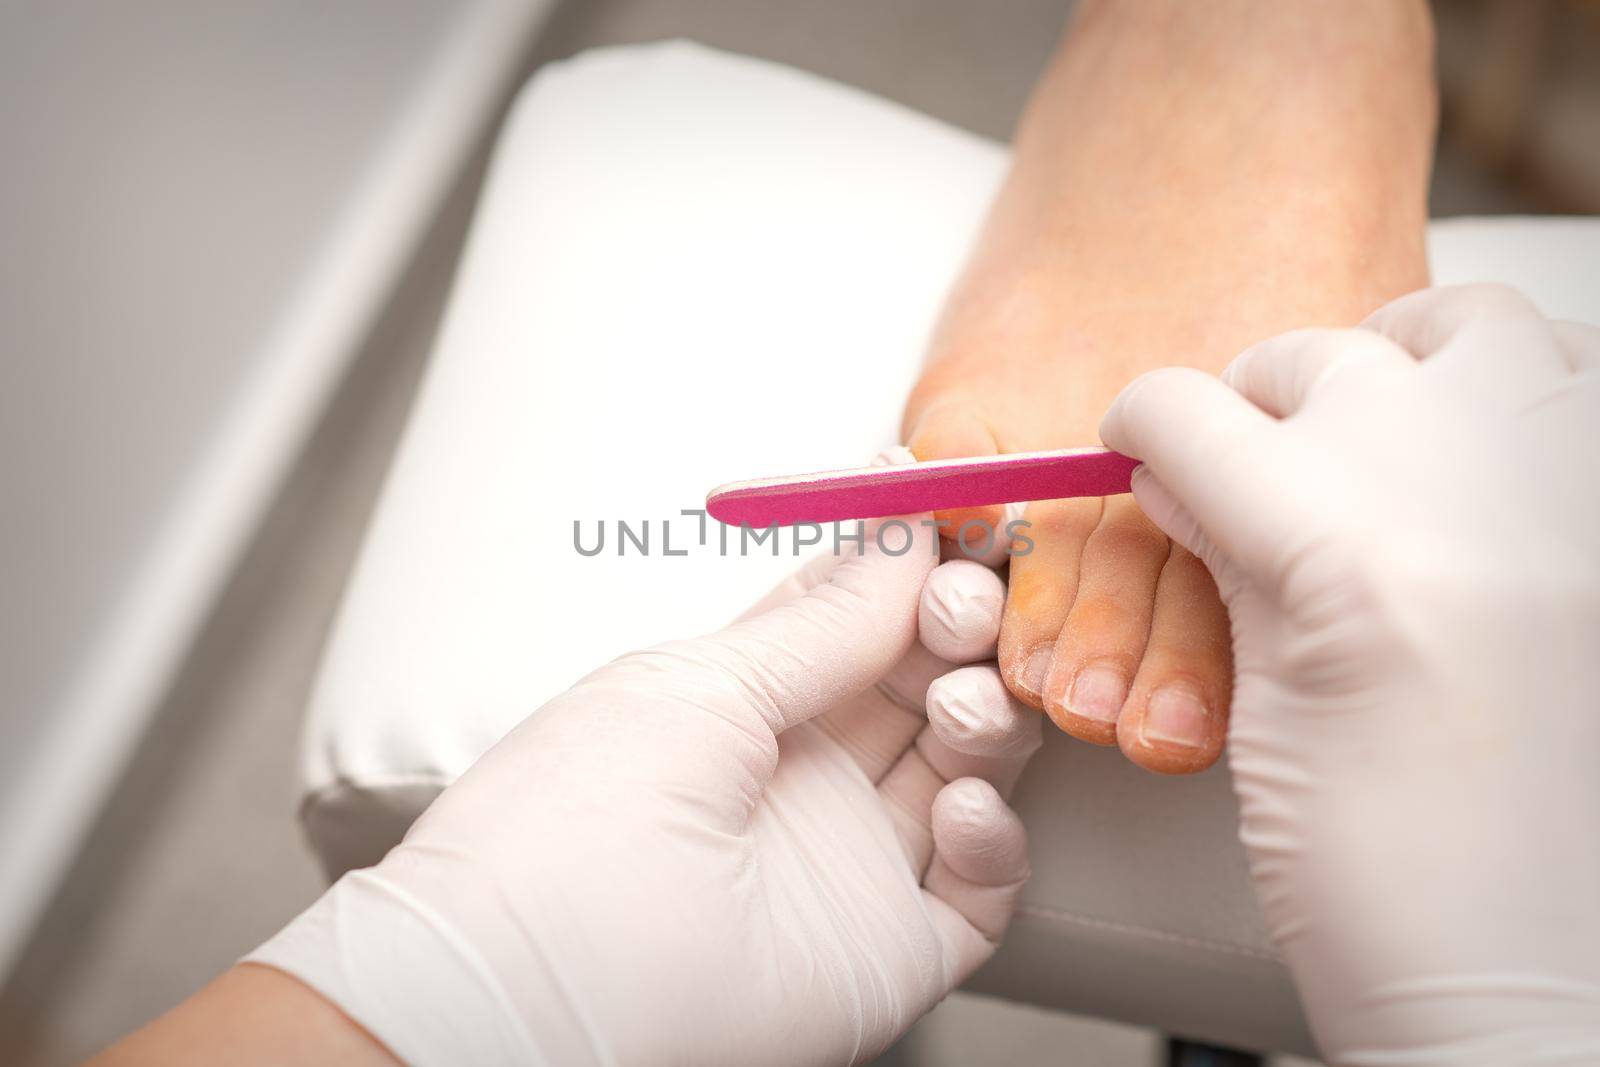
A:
[1116,544,1233,775]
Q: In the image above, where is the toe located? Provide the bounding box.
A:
[997,497,1102,708]
[1116,544,1233,775]
[905,400,1007,556]
[1040,496,1169,744]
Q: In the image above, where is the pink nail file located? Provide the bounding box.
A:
[706,447,1138,527]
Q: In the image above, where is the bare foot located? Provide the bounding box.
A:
[904,0,1436,774]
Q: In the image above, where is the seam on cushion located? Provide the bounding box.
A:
[1017,903,1281,964]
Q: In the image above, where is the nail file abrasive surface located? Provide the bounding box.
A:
[706,447,1139,528]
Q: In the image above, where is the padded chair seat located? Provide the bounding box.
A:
[298,40,1600,1056]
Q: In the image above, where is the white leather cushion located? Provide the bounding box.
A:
[299,40,1600,1054]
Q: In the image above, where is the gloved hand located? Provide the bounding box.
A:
[1100,284,1600,1063]
[248,473,1039,1066]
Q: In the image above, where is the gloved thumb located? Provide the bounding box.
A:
[692,508,937,736]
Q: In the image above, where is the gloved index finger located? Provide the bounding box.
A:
[1099,367,1312,587]
[918,560,1005,664]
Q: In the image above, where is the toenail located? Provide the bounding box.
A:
[1068,665,1128,724]
[1141,684,1210,749]
[1018,646,1052,699]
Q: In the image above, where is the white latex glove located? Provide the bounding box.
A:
[1100,284,1600,1064]
[248,486,1038,1066]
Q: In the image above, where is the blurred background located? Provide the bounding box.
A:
[0,1,1595,1063]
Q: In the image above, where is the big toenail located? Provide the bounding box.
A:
[1142,684,1210,749]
